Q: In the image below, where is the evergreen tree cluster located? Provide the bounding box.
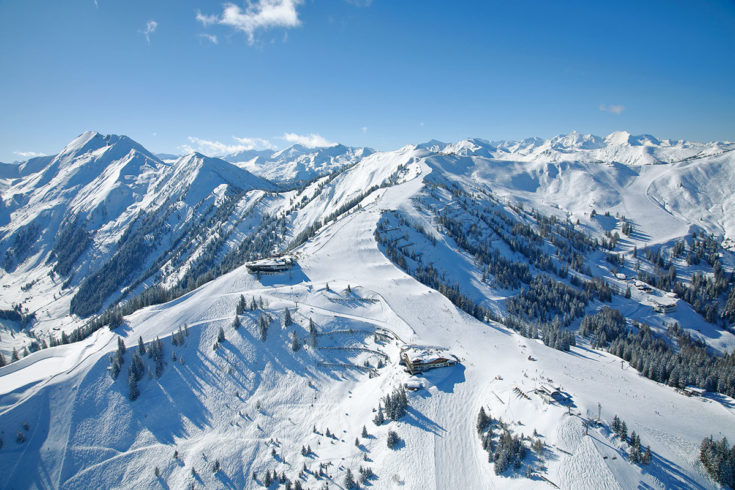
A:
[700,436,735,488]
[386,430,400,449]
[109,336,126,379]
[634,233,733,325]
[475,406,528,475]
[358,466,375,484]
[50,217,91,277]
[579,306,626,348]
[506,275,590,328]
[493,430,527,475]
[257,313,271,341]
[171,326,186,346]
[147,336,165,378]
[380,387,408,422]
[603,320,735,397]
[611,416,651,465]
[430,181,595,279]
[3,223,40,271]
[673,264,730,324]
[581,308,735,397]
[236,294,246,315]
[687,232,721,266]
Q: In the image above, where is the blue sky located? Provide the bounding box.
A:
[1,0,734,161]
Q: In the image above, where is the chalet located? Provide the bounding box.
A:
[245,255,295,274]
[653,301,677,314]
[400,345,459,374]
[683,385,706,397]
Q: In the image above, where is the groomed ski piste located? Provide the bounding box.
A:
[2,148,734,489]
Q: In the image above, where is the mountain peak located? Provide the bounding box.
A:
[604,130,632,146]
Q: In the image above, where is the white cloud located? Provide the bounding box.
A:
[13,151,45,159]
[361,126,368,134]
[344,0,372,6]
[200,33,219,44]
[182,136,275,156]
[233,136,276,149]
[195,10,219,26]
[600,104,625,115]
[197,0,303,44]
[282,132,335,148]
[142,20,158,44]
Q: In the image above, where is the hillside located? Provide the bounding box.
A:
[1,131,734,488]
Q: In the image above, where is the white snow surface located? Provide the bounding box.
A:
[0,131,734,488]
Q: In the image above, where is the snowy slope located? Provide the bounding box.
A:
[1,130,734,489]
[1,151,733,489]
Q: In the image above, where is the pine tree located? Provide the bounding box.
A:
[128,368,139,401]
[283,308,292,327]
[117,336,126,354]
[642,445,652,465]
[373,405,385,425]
[0,352,5,367]
[131,352,145,381]
[259,315,269,341]
[343,468,356,489]
[362,425,368,438]
[309,318,317,347]
[290,332,301,352]
[11,347,18,362]
[612,415,621,434]
[218,326,226,342]
[387,430,400,448]
[232,316,241,330]
[477,407,491,434]
[237,294,246,315]
[138,336,146,355]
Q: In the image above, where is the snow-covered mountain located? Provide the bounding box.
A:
[1,130,734,489]
[227,143,374,184]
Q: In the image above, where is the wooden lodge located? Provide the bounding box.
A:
[400,345,459,374]
[245,255,295,274]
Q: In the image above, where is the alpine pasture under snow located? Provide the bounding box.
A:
[1,131,735,488]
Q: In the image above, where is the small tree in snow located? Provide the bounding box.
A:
[387,430,400,449]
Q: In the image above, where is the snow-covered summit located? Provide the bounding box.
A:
[229,143,373,184]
